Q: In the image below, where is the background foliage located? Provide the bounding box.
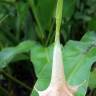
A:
[0,0,96,96]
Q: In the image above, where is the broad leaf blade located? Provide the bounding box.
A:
[31,31,96,96]
[31,44,53,90]
[63,40,96,96]
[0,40,34,69]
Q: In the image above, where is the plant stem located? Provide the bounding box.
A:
[0,85,9,95]
[55,0,63,43]
[2,70,32,91]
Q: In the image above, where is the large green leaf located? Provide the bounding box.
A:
[0,40,35,69]
[31,31,96,96]
[63,40,96,96]
[31,43,53,90]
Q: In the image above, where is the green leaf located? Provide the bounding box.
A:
[0,40,35,69]
[89,69,96,89]
[35,0,57,30]
[88,18,96,31]
[81,31,96,43]
[28,0,57,39]
[31,44,53,90]
[63,0,77,21]
[31,31,96,96]
[63,40,96,96]
[16,2,28,40]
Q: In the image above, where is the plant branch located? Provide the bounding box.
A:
[0,85,9,95]
[2,70,32,91]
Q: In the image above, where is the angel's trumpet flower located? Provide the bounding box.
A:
[37,41,79,96]
[34,0,81,95]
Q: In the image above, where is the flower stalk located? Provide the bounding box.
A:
[55,0,63,42]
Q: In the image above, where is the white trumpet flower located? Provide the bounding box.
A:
[34,0,81,95]
[36,41,79,96]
